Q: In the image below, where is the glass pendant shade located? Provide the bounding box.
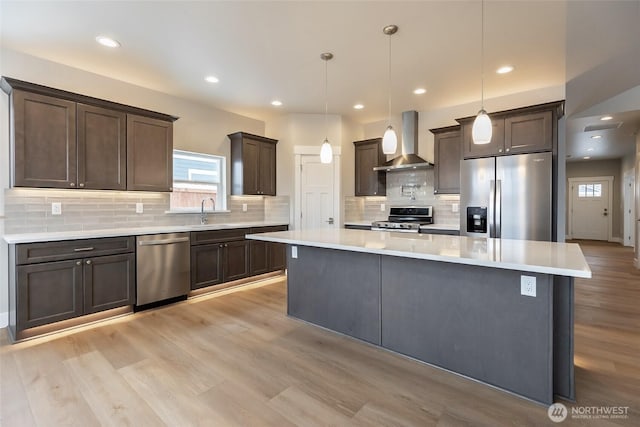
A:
[320,139,333,164]
[382,126,398,154]
[472,110,492,145]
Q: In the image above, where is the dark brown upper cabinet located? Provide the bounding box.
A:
[228,132,278,196]
[127,114,173,192]
[354,138,386,196]
[457,101,563,159]
[77,104,126,190]
[11,90,77,188]
[1,77,178,192]
[431,126,461,194]
[460,117,505,159]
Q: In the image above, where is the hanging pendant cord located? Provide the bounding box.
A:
[481,0,485,110]
[324,58,328,140]
[388,33,392,125]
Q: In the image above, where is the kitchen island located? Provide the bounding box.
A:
[246,229,591,405]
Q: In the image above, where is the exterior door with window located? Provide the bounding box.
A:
[570,178,611,240]
[300,156,335,229]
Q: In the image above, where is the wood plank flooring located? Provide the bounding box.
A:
[2,241,639,426]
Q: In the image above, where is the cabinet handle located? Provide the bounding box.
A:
[79,183,85,187]
[506,148,510,152]
[76,261,81,266]
[86,260,92,265]
[70,182,75,187]
[498,149,503,153]
[74,247,94,252]
[219,244,223,248]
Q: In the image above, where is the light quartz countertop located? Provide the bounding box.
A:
[246,228,591,278]
[3,221,289,244]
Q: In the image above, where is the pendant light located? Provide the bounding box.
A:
[320,52,334,164]
[382,25,398,155]
[472,0,492,145]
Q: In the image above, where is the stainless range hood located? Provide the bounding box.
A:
[373,111,434,171]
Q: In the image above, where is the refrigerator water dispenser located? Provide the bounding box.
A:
[467,207,487,233]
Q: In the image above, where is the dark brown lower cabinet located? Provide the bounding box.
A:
[268,242,287,271]
[17,260,83,330]
[224,240,250,282]
[83,253,135,314]
[250,240,269,276]
[190,238,249,290]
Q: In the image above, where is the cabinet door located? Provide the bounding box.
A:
[259,141,276,195]
[354,139,386,196]
[77,104,126,190]
[83,253,135,314]
[191,243,224,289]
[434,130,461,194]
[16,260,83,330]
[504,110,553,154]
[12,90,77,188]
[461,119,505,159]
[241,139,260,195]
[250,240,269,276]
[223,240,250,282]
[268,242,287,272]
[127,114,173,191]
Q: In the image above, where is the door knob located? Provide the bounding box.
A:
[326,217,334,225]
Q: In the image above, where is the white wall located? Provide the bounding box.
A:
[0,48,267,325]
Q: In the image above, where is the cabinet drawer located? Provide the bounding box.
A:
[17,236,135,265]
[249,225,288,234]
[190,228,249,245]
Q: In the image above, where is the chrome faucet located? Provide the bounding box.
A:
[200,198,215,225]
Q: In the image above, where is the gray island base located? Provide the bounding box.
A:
[246,230,590,406]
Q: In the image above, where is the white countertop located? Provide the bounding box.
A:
[246,228,591,278]
[3,221,289,244]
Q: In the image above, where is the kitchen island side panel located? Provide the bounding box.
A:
[286,245,381,345]
[380,256,554,405]
[553,275,575,401]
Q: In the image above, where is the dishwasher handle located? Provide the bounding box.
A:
[138,237,190,246]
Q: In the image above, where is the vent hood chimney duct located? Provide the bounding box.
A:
[373,111,433,171]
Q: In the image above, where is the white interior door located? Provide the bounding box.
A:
[570,177,612,241]
[300,155,335,229]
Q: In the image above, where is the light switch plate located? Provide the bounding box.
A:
[291,246,298,259]
[242,203,247,212]
[521,275,537,297]
[380,203,386,212]
[136,203,144,214]
[51,202,62,215]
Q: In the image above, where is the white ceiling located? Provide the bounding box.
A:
[1,1,637,161]
[0,0,567,124]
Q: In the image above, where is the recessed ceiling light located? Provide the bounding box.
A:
[271,100,282,107]
[353,104,364,110]
[204,76,219,83]
[590,135,602,139]
[583,156,591,160]
[496,65,514,74]
[600,115,613,121]
[413,88,427,95]
[95,36,120,48]
[587,148,594,152]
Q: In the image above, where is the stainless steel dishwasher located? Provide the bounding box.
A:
[136,232,191,306]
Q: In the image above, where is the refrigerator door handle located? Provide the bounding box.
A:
[489,180,495,237]
[495,180,502,238]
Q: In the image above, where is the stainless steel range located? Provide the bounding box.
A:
[372,206,433,233]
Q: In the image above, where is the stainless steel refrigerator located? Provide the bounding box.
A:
[460,152,552,241]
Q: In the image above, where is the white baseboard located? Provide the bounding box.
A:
[0,311,7,328]
[609,237,623,244]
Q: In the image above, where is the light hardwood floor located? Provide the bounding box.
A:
[2,241,639,426]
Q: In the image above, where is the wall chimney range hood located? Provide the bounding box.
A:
[373,111,433,171]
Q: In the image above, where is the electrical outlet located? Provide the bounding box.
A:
[520,275,537,297]
[242,203,247,212]
[51,202,62,215]
[452,203,459,213]
[135,203,144,214]
[380,203,386,212]
[291,246,298,259]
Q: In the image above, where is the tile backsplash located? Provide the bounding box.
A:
[3,188,290,234]
[345,168,460,226]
